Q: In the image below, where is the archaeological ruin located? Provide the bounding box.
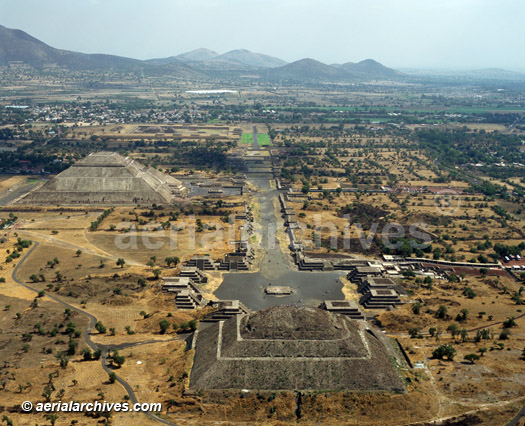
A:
[190,306,404,391]
[16,151,188,205]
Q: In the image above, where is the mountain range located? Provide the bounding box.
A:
[0,24,404,82]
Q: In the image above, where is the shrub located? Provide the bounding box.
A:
[435,305,448,319]
[464,353,480,364]
[432,344,456,360]
[159,320,170,334]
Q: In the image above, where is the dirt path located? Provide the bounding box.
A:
[18,228,144,266]
[403,393,525,425]
[12,241,180,426]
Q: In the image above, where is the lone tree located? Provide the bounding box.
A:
[81,348,92,361]
[447,323,460,338]
[159,320,170,334]
[108,372,117,384]
[499,329,511,340]
[189,319,197,331]
[432,344,456,361]
[75,249,82,257]
[463,287,476,299]
[435,305,448,319]
[503,317,517,328]
[112,351,125,368]
[165,256,180,267]
[95,321,107,334]
[116,258,126,268]
[408,327,420,338]
[45,414,59,426]
[455,308,468,323]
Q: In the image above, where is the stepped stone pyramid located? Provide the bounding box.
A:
[190,306,404,391]
[17,152,188,205]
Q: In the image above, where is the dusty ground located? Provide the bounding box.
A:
[0,120,524,424]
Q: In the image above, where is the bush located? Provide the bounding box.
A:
[503,317,517,328]
[81,348,92,361]
[159,320,170,334]
[409,327,420,338]
[412,302,422,315]
[499,329,511,340]
[462,287,476,299]
[112,351,125,368]
[436,305,448,319]
[464,353,480,364]
[189,319,197,331]
[95,321,106,334]
[432,344,456,360]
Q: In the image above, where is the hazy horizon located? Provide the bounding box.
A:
[1,0,524,71]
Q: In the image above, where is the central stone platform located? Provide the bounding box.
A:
[264,285,293,295]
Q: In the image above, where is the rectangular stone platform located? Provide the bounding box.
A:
[360,288,402,309]
[358,276,397,293]
[320,300,365,319]
[265,286,293,295]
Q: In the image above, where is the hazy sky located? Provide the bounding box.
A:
[1,0,524,70]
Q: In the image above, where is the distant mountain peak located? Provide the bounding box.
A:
[266,58,403,82]
[265,58,349,81]
[0,24,404,82]
[359,58,381,64]
[0,24,205,79]
[176,48,219,62]
[212,49,287,68]
[340,59,404,79]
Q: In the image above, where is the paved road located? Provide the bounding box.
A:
[0,180,42,206]
[12,241,180,426]
[215,178,345,310]
[216,175,525,425]
[506,405,525,426]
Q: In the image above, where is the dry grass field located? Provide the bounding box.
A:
[0,111,523,425]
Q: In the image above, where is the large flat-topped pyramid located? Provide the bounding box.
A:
[190,306,404,391]
[17,151,188,205]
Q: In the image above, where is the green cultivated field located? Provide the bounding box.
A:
[272,105,525,114]
[241,133,271,146]
[257,134,271,146]
[241,134,253,144]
